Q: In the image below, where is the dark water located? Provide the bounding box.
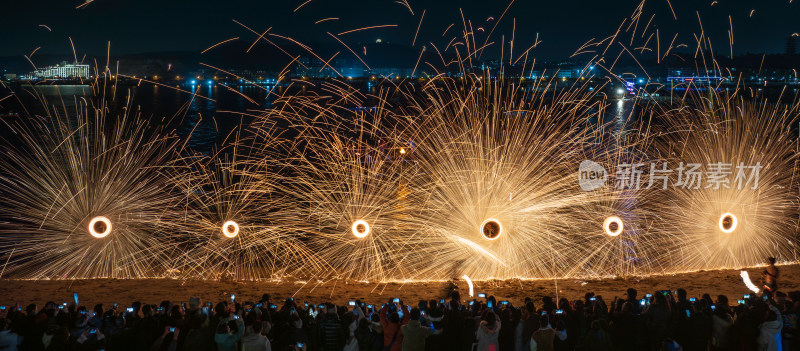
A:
[0,82,744,154]
[0,84,283,152]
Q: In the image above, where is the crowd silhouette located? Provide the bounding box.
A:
[0,285,796,351]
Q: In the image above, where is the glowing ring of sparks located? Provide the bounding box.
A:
[88,216,112,238]
[222,221,240,238]
[352,220,370,238]
[603,216,623,237]
[719,213,738,233]
[480,218,503,240]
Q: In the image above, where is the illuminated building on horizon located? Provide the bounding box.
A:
[32,62,90,79]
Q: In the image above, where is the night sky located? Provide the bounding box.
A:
[1,0,798,60]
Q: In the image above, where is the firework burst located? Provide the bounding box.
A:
[644,91,799,271]
[391,75,634,280]
[1,1,798,283]
[567,116,668,279]
[164,142,326,280]
[251,81,420,281]
[0,88,180,279]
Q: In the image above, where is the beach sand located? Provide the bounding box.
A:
[1,264,797,307]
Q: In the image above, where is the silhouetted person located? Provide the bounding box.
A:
[0,318,22,351]
[241,320,271,351]
[476,310,500,351]
[763,257,779,297]
[400,308,436,351]
[531,315,555,351]
[318,304,345,351]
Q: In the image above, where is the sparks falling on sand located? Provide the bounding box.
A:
[162,123,330,280]
[248,82,422,281]
[389,75,626,280]
[0,88,181,279]
[641,91,800,272]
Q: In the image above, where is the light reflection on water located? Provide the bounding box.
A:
[2,84,635,154]
[2,84,276,153]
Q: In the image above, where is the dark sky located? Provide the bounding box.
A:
[1,0,798,60]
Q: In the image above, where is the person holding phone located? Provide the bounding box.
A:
[642,292,672,350]
[424,300,446,350]
[343,312,360,351]
[90,304,104,331]
[380,299,410,351]
[674,289,691,314]
[149,326,179,351]
[400,308,440,351]
[623,288,641,314]
[345,300,366,346]
[215,318,244,351]
[711,295,734,350]
[75,320,108,350]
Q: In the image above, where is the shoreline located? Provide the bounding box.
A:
[1,264,797,308]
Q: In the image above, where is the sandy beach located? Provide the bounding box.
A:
[1,264,797,308]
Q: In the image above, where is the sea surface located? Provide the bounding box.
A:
[3,81,794,154]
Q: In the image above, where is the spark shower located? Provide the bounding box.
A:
[0,75,796,282]
[0,1,798,282]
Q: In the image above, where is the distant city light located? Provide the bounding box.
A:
[190,80,197,85]
[31,62,90,79]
